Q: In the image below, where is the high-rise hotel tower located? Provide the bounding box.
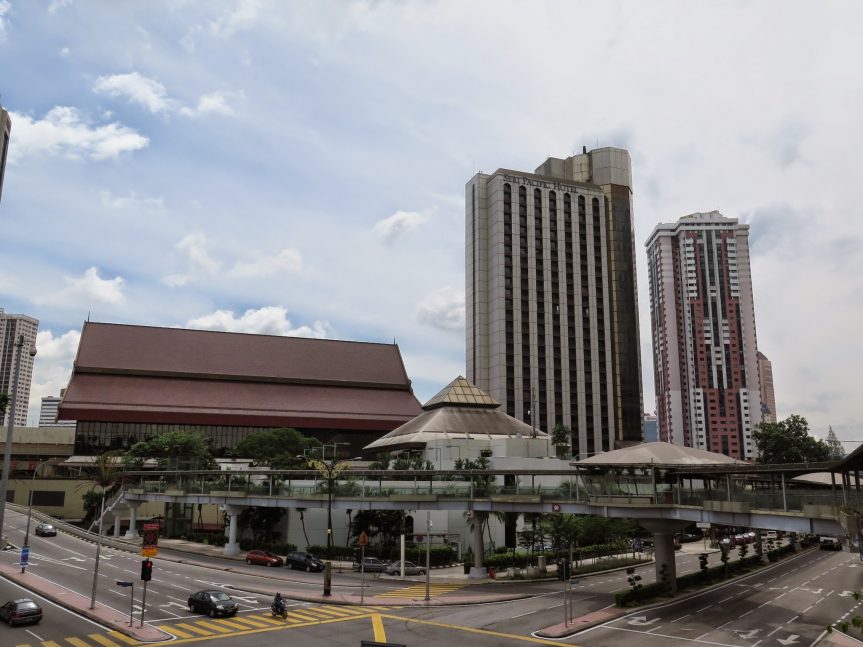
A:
[646,211,762,460]
[466,147,643,458]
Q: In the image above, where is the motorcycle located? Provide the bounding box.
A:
[271,601,287,619]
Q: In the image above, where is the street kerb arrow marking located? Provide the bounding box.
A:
[627,616,661,626]
[733,629,760,639]
[777,635,799,645]
[62,557,86,562]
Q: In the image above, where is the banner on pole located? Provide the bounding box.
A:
[141,523,159,557]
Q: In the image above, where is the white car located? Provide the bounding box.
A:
[384,560,426,576]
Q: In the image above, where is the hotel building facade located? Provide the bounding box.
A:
[646,211,762,460]
[466,147,643,459]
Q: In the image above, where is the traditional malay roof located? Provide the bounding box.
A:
[59,322,422,430]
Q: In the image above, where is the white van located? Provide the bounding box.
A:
[765,530,779,540]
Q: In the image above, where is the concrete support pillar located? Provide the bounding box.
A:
[124,502,140,539]
[469,512,487,578]
[638,519,690,595]
[113,512,122,538]
[223,505,244,556]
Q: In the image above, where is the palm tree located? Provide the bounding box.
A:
[297,508,310,548]
[83,452,122,610]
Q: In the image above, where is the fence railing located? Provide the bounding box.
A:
[126,471,862,516]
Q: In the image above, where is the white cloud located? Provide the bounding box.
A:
[93,72,171,114]
[228,248,303,278]
[186,306,331,338]
[28,328,82,424]
[373,210,428,244]
[35,267,126,306]
[100,189,164,210]
[59,46,70,57]
[210,0,261,38]
[162,232,220,286]
[180,91,238,118]
[8,106,149,161]
[0,1,10,41]
[48,0,73,14]
[416,287,465,332]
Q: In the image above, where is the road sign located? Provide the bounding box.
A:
[552,504,561,512]
[696,522,711,529]
[20,546,29,567]
[141,523,159,558]
[358,531,369,547]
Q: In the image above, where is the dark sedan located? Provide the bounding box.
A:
[35,523,57,537]
[187,590,239,617]
[352,557,387,573]
[285,551,325,572]
[0,598,43,626]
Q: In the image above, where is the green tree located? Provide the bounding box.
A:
[350,510,406,546]
[239,507,285,544]
[825,426,846,460]
[234,428,320,469]
[551,423,571,458]
[124,429,214,469]
[752,414,831,464]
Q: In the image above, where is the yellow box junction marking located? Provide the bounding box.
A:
[372,613,387,642]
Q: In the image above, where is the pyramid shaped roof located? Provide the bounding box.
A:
[422,376,500,410]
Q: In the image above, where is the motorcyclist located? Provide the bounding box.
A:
[272,592,285,614]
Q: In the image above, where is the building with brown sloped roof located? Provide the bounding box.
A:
[58,322,423,457]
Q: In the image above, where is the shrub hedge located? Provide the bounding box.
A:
[304,544,457,567]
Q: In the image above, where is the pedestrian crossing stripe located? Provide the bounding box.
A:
[89,634,125,647]
[153,605,385,640]
[107,631,140,645]
[376,583,465,598]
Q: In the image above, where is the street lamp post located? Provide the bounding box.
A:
[305,443,350,552]
[0,335,36,547]
[22,460,48,573]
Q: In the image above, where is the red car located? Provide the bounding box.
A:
[245,550,284,567]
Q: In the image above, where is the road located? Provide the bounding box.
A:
[0,509,814,647]
[578,546,862,647]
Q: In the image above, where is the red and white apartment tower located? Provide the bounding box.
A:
[646,211,763,460]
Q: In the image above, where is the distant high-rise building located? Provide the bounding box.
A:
[642,412,658,442]
[466,147,643,460]
[0,310,39,427]
[0,106,11,204]
[757,351,776,423]
[646,211,762,460]
[39,389,76,428]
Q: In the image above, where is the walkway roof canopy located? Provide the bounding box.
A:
[574,441,748,468]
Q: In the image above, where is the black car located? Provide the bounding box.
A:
[0,598,43,626]
[35,523,57,537]
[187,590,239,617]
[285,551,325,572]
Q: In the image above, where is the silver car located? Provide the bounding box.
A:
[384,560,426,576]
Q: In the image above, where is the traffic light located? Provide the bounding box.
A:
[698,553,709,574]
[141,559,153,581]
[558,559,571,580]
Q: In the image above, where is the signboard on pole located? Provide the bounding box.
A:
[696,522,711,529]
[141,523,159,557]
[20,546,29,568]
[358,531,369,547]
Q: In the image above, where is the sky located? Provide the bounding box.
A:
[0,1,861,444]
